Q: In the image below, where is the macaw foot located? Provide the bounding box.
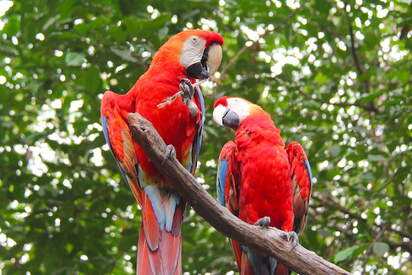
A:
[179,78,198,117]
[187,101,199,117]
[255,216,271,228]
[179,78,194,104]
[281,231,299,251]
[162,144,176,165]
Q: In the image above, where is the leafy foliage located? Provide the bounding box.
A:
[1,0,411,274]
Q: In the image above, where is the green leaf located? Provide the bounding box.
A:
[396,70,409,84]
[373,242,389,257]
[333,246,359,263]
[358,89,386,104]
[314,73,330,84]
[329,145,341,157]
[65,52,85,66]
[79,66,101,92]
[367,155,386,162]
[110,47,139,63]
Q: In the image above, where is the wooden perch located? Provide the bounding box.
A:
[127,113,349,275]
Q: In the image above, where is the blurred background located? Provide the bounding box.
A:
[0,0,411,274]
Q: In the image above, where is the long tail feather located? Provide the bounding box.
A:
[137,193,183,275]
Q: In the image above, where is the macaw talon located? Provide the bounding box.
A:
[188,101,199,117]
[281,231,299,251]
[162,144,176,165]
[179,78,194,105]
[254,216,271,228]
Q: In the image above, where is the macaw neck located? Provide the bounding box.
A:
[127,60,194,99]
[236,114,284,147]
[149,60,185,76]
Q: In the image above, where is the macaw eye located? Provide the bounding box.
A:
[191,36,199,45]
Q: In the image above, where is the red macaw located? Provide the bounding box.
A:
[101,30,223,275]
[213,97,312,275]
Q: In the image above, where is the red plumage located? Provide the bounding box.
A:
[216,97,312,275]
[101,30,223,275]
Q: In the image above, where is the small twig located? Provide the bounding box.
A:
[218,3,307,82]
[343,2,372,98]
[156,79,207,108]
[299,89,379,112]
[313,194,412,240]
[348,24,363,77]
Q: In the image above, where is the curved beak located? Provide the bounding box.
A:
[186,62,209,79]
[186,43,222,80]
[207,44,222,74]
[213,105,240,130]
[222,109,240,129]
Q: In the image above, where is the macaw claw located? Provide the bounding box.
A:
[162,144,176,165]
[281,231,299,251]
[255,216,271,228]
[179,78,195,105]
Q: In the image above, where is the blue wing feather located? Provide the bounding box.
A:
[101,116,111,150]
[304,159,313,185]
[102,115,179,232]
[190,86,205,174]
[101,115,131,182]
[217,159,228,206]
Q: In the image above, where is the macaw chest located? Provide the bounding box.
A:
[237,145,293,228]
[135,96,199,164]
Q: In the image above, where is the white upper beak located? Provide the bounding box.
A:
[207,44,223,74]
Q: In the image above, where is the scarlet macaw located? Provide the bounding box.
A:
[213,96,312,275]
[101,30,223,275]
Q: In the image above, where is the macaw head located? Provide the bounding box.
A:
[213,96,266,130]
[151,30,224,80]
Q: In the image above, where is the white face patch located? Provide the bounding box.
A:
[213,98,252,127]
[213,104,227,126]
[180,36,206,68]
[226,98,251,123]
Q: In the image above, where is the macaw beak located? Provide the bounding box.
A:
[186,43,222,80]
[222,109,240,129]
[213,105,240,130]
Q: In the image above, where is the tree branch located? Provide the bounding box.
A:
[127,113,349,275]
[313,194,412,243]
[218,3,306,81]
[344,3,373,100]
[299,89,379,112]
[348,24,364,77]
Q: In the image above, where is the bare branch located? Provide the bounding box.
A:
[219,3,306,80]
[348,24,364,77]
[313,194,412,242]
[299,89,379,112]
[343,2,373,101]
[127,113,349,275]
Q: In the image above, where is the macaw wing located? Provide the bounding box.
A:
[217,141,242,267]
[189,86,205,174]
[102,92,183,274]
[101,104,143,204]
[217,141,239,214]
[286,141,313,234]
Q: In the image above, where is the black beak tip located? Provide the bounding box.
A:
[222,110,240,130]
[186,62,209,80]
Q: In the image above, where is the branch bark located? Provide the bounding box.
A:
[127,113,349,275]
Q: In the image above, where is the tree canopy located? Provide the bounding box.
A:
[0,0,411,274]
